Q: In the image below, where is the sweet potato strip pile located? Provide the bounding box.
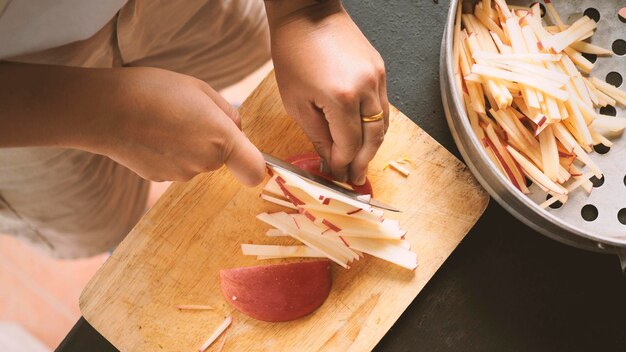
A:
[453,0,626,208]
[249,166,417,270]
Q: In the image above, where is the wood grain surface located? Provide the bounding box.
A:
[79,72,489,352]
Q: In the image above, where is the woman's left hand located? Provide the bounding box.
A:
[265,0,389,185]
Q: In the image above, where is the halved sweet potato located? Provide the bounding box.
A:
[219,259,331,322]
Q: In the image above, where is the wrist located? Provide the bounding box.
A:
[50,67,114,153]
[264,0,342,29]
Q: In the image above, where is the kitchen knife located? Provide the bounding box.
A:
[262,152,401,212]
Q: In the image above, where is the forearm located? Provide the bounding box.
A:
[0,62,106,149]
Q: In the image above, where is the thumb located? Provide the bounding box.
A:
[222,122,266,187]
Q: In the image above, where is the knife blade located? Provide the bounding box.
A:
[262,153,400,212]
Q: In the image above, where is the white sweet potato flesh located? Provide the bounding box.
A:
[220,260,331,322]
[452,0,624,209]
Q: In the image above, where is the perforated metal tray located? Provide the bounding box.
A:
[440,0,626,267]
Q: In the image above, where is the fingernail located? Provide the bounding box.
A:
[320,159,330,175]
[354,174,366,186]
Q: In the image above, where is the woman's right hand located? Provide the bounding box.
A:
[2,63,266,185]
[80,67,266,185]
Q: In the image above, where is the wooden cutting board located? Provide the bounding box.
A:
[80,72,489,352]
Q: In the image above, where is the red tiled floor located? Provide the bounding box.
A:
[0,235,107,348]
[0,62,273,350]
[0,237,108,317]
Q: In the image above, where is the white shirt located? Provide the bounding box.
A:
[0,0,127,59]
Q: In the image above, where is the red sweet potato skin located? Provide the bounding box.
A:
[286,153,374,196]
[220,260,331,322]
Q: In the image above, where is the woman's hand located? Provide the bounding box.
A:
[265,0,389,185]
[93,67,266,185]
[0,63,266,185]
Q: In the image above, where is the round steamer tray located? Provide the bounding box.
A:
[440,0,626,268]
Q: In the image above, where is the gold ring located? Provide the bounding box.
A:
[361,111,384,123]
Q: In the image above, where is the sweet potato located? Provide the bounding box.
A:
[220,260,331,322]
[286,152,374,196]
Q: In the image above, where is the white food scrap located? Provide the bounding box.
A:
[199,316,232,352]
[176,305,214,311]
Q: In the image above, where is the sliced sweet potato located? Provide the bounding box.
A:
[219,259,331,322]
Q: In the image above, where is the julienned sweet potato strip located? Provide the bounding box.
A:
[563,47,594,74]
[508,112,575,184]
[543,0,566,31]
[490,31,513,53]
[482,133,522,190]
[493,0,512,18]
[199,316,232,352]
[177,305,214,311]
[506,145,566,195]
[591,77,626,107]
[527,10,551,41]
[504,108,543,153]
[491,110,532,159]
[569,165,593,194]
[521,25,568,121]
[562,117,592,154]
[570,41,613,56]
[256,212,351,268]
[464,94,485,141]
[478,112,503,137]
[541,16,596,53]
[460,36,487,113]
[594,87,617,107]
[468,14,498,53]
[461,14,477,34]
[473,51,561,62]
[581,77,601,106]
[557,100,569,119]
[569,92,597,125]
[513,97,545,128]
[470,64,568,101]
[552,123,602,178]
[483,0,495,20]
[475,3,507,43]
[466,32,513,107]
[505,16,542,109]
[484,124,528,192]
[494,79,521,94]
[491,108,541,166]
[537,125,559,182]
[539,172,594,208]
[529,2,541,18]
[543,96,561,120]
[466,28,509,89]
[387,160,410,177]
[260,194,298,210]
[558,55,592,107]
[562,95,593,148]
[488,61,569,85]
[590,129,613,148]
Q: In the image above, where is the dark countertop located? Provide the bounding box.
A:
[57,1,626,351]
